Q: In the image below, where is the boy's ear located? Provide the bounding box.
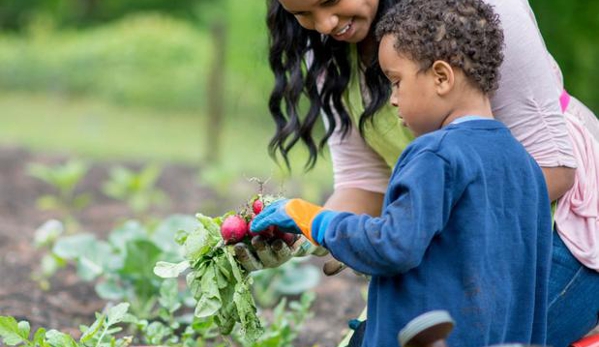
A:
[431,60,454,96]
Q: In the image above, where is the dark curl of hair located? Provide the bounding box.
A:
[376,0,504,94]
[266,0,401,169]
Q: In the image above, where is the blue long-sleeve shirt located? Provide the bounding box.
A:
[320,119,552,347]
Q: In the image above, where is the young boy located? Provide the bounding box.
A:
[251,0,552,346]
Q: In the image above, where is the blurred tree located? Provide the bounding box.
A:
[529,0,599,113]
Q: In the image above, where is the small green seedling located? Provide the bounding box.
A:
[27,159,91,233]
[102,164,168,219]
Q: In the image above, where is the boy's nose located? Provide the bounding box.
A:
[313,11,339,35]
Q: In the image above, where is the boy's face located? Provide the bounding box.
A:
[278,0,379,43]
[379,34,449,137]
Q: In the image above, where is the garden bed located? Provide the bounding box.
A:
[0,145,367,347]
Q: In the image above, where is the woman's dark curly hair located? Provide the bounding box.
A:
[375,0,504,94]
[267,0,400,169]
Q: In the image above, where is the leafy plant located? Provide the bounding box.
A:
[0,302,135,347]
[45,215,195,320]
[102,164,168,219]
[250,258,320,308]
[27,159,91,233]
[154,213,264,342]
[238,291,316,347]
[31,219,68,290]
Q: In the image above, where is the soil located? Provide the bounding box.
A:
[0,145,368,347]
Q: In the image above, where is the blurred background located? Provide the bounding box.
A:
[0,1,597,345]
[0,0,597,202]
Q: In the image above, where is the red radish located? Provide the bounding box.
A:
[248,215,275,239]
[274,228,296,246]
[252,199,264,214]
[220,215,249,244]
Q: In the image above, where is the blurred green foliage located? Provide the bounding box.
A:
[0,14,210,111]
[0,0,209,30]
[530,0,599,113]
[0,0,595,199]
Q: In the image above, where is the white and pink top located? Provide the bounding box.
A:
[326,0,599,269]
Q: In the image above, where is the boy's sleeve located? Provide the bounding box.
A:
[322,150,457,276]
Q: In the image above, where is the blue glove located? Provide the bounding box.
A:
[250,199,339,245]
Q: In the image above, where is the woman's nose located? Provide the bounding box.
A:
[390,93,399,107]
[313,11,339,35]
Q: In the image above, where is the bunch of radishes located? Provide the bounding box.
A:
[219,195,295,246]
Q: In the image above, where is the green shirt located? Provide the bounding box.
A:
[343,44,414,168]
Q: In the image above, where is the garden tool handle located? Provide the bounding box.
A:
[323,259,347,276]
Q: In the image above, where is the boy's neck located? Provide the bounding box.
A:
[441,90,493,128]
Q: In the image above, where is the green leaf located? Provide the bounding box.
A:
[224,248,243,283]
[52,233,97,260]
[40,253,66,277]
[17,321,30,341]
[120,239,162,280]
[194,266,221,318]
[33,327,47,345]
[95,280,127,301]
[158,279,182,313]
[34,219,64,248]
[79,314,105,343]
[108,220,148,254]
[75,240,118,281]
[45,329,78,347]
[154,260,190,279]
[196,213,222,239]
[106,303,130,326]
[233,281,263,342]
[36,195,61,211]
[274,264,320,294]
[151,214,196,256]
[183,224,217,260]
[0,316,27,345]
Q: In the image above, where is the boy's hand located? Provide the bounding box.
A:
[250,199,326,244]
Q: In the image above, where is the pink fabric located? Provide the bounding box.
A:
[328,0,578,194]
[555,112,599,270]
[326,111,392,194]
[560,90,571,113]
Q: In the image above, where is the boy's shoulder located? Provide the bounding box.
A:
[398,119,511,163]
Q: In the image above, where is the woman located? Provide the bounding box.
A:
[237,0,599,345]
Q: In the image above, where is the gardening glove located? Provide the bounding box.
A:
[233,234,328,272]
[250,199,339,246]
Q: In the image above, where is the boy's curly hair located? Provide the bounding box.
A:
[375,0,504,94]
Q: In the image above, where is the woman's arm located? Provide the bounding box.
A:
[324,187,385,216]
[542,166,575,202]
[486,0,578,202]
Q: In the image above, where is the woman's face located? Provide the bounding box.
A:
[278,0,380,43]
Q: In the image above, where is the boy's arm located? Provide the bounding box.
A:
[322,151,456,276]
[250,151,458,277]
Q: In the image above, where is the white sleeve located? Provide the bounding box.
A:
[485,0,577,168]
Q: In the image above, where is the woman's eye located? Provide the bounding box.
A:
[322,0,339,6]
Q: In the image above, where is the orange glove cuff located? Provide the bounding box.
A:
[285,199,324,244]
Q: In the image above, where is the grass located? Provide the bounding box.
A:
[0,91,204,163]
[0,91,334,202]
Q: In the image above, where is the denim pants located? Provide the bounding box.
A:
[547,233,599,347]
